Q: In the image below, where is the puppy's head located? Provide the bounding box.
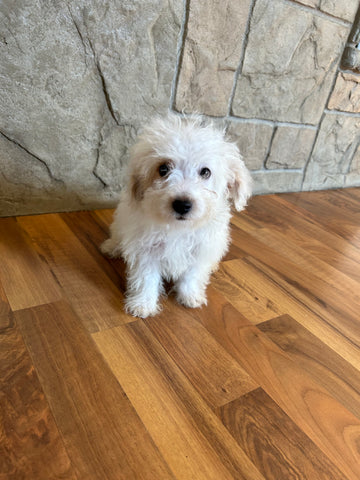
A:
[126,113,252,226]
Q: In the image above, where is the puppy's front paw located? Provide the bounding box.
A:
[176,290,207,309]
[100,238,120,257]
[125,296,161,318]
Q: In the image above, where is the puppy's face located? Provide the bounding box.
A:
[128,115,252,226]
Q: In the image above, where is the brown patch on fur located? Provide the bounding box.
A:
[131,175,144,202]
[130,160,174,202]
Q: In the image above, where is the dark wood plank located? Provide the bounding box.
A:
[15,301,174,480]
[280,190,360,245]
[257,315,360,419]
[193,299,360,480]
[238,194,360,281]
[144,301,258,409]
[0,218,61,310]
[218,388,347,480]
[244,255,360,369]
[221,224,360,348]
[93,321,265,480]
[0,282,11,330]
[0,313,77,480]
[210,259,360,370]
[17,214,130,332]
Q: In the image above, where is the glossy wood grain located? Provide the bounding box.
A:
[17,214,129,332]
[218,388,347,480]
[1,187,360,479]
[257,315,360,418]
[14,301,174,480]
[0,218,61,310]
[93,321,264,480]
[0,313,77,480]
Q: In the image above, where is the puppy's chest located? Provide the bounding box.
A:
[150,234,199,278]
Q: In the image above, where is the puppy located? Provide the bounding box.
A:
[101,113,252,318]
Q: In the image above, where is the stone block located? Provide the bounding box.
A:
[175,0,252,116]
[297,0,358,22]
[252,170,303,195]
[0,0,182,215]
[232,0,349,124]
[266,127,317,169]
[345,145,360,187]
[303,113,360,190]
[328,72,360,113]
[319,0,359,23]
[298,1,319,8]
[226,120,274,170]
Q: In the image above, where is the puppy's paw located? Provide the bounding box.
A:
[100,238,119,257]
[125,296,161,319]
[176,290,207,309]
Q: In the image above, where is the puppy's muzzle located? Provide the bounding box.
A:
[172,198,192,216]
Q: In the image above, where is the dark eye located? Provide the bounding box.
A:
[158,163,170,177]
[200,167,211,179]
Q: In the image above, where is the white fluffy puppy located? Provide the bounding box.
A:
[101,113,252,318]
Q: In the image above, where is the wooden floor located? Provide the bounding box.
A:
[1,188,360,480]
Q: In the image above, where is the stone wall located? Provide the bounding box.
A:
[1,0,359,216]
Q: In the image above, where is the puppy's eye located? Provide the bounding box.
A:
[200,167,211,179]
[158,163,170,177]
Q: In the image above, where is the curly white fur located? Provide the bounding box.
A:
[101,113,252,318]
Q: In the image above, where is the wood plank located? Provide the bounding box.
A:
[212,262,285,324]
[193,300,360,480]
[246,255,360,367]
[238,195,360,281]
[218,388,347,480]
[341,187,360,201]
[220,224,360,348]
[258,315,360,419]
[93,321,265,480]
[15,301,174,480]
[0,313,77,480]
[61,210,126,292]
[17,214,130,332]
[280,190,360,245]
[211,258,360,371]
[0,218,61,310]
[144,301,258,409]
[0,282,11,330]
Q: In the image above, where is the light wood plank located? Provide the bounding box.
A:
[15,301,174,480]
[17,214,130,332]
[145,301,258,408]
[193,301,360,480]
[0,218,61,310]
[61,211,126,292]
[218,388,348,480]
[212,262,285,323]
[93,321,265,480]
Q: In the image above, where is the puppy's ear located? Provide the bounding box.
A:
[226,144,252,212]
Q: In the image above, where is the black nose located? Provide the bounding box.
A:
[172,199,192,215]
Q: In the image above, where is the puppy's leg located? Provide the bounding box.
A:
[175,262,213,309]
[125,261,163,318]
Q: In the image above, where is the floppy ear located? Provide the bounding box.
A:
[226,143,252,212]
